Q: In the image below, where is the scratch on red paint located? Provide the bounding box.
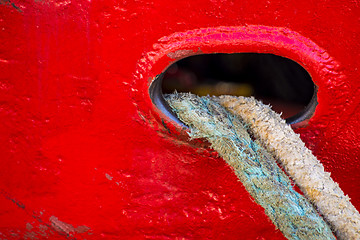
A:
[0,0,22,12]
[0,190,25,209]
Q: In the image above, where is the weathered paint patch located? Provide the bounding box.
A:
[49,216,90,237]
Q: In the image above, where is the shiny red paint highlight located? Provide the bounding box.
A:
[1,0,360,239]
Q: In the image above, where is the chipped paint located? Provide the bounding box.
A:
[105,173,113,181]
[49,216,90,237]
[167,49,197,60]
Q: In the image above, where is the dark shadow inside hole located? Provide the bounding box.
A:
[161,53,316,122]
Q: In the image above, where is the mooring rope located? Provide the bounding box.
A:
[217,95,360,240]
[165,92,335,240]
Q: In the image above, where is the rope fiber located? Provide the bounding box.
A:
[218,95,360,240]
[166,92,360,239]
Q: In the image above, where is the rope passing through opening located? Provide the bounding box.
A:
[165,92,360,240]
[218,95,360,240]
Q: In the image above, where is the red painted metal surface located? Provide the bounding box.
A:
[1,0,360,239]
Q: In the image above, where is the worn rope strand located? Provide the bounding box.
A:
[165,92,335,240]
[217,95,360,240]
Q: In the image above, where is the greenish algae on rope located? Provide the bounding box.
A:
[165,93,335,240]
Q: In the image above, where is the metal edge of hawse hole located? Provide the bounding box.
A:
[149,72,189,129]
[149,72,318,127]
[285,86,318,125]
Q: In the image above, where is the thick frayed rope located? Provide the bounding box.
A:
[165,93,335,240]
[217,95,360,240]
